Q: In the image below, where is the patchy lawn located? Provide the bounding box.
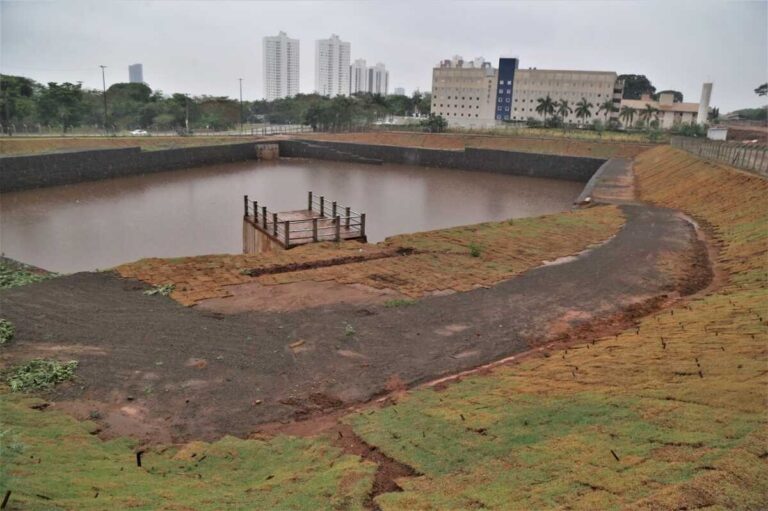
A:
[345,146,768,509]
[0,136,259,156]
[0,392,375,510]
[117,206,624,303]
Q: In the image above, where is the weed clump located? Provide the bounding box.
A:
[384,298,416,308]
[0,319,14,344]
[0,260,55,289]
[468,243,482,258]
[6,359,78,392]
[143,283,175,296]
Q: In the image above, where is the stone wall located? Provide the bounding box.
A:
[278,140,604,182]
[1,142,278,192]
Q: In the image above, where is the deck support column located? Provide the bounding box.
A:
[313,218,318,242]
[253,201,258,223]
[335,216,341,242]
[243,195,248,217]
[360,213,366,238]
[320,196,325,217]
[345,207,351,229]
[308,191,313,211]
[332,201,337,218]
[284,221,290,248]
[272,213,278,235]
[262,207,267,229]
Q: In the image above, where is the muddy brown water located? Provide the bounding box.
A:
[0,159,583,273]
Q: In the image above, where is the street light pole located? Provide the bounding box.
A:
[238,78,243,134]
[99,65,108,135]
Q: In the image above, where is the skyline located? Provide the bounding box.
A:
[1,0,766,112]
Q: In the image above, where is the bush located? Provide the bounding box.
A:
[544,116,563,129]
[526,117,542,128]
[144,283,175,296]
[469,243,482,258]
[0,319,14,344]
[6,359,78,392]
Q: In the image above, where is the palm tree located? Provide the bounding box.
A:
[597,100,616,123]
[619,106,636,128]
[640,104,659,127]
[575,98,593,124]
[535,95,556,123]
[556,99,573,120]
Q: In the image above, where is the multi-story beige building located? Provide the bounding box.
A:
[620,84,712,129]
[431,56,623,127]
[510,69,621,124]
[431,56,499,127]
[315,34,351,97]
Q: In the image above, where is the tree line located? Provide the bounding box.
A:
[0,74,431,134]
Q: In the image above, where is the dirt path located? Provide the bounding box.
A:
[0,201,709,443]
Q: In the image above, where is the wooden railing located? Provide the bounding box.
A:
[243,192,366,248]
[671,136,768,177]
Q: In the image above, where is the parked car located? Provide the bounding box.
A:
[130,129,149,136]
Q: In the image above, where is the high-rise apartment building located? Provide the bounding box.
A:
[315,34,350,97]
[367,63,389,95]
[263,31,300,101]
[431,55,623,127]
[128,63,143,83]
[350,59,368,94]
[394,87,406,96]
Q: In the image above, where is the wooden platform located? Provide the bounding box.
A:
[243,193,366,250]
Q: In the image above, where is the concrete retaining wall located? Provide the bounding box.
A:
[1,142,277,192]
[278,139,605,182]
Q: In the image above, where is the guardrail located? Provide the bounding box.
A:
[671,136,768,177]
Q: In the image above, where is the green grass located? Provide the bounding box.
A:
[5,360,78,392]
[0,391,376,510]
[0,319,14,345]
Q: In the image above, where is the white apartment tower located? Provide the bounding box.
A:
[263,31,300,101]
[128,63,143,83]
[350,59,368,94]
[367,63,389,95]
[315,34,350,97]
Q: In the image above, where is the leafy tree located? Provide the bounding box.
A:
[37,82,86,133]
[597,100,616,122]
[575,98,593,123]
[652,90,684,102]
[618,74,656,100]
[755,83,768,96]
[619,106,636,127]
[0,75,41,133]
[535,95,555,123]
[420,114,447,133]
[708,107,720,123]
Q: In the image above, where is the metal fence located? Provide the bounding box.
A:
[671,136,768,177]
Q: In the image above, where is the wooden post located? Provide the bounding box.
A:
[284,221,290,247]
[335,216,341,241]
[332,201,337,218]
[272,213,278,235]
[253,201,258,222]
[345,207,351,229]
[313,218,318,241]
[320,196,325,217]
[243,195,248,217]
[262,206,267,228]
[308,191,313,211]
[360,213,366,238]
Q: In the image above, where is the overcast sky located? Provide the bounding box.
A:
[2,0,766,112]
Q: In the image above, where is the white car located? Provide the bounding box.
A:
[130,129,148,136]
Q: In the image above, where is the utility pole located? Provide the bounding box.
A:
[99,65,108,135]
[238,78,243,134]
